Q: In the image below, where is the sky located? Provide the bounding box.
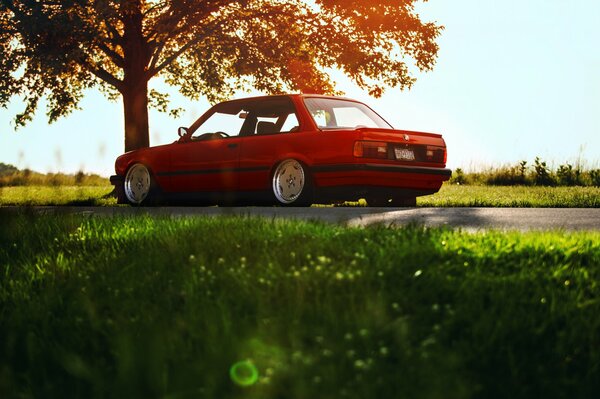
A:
[1,0,599,176]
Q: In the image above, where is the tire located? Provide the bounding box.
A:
[123,163,156,206]
[271,159,313,206]
[366,195,416,207]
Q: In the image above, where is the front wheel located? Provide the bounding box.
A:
[271,159,313,206]
[124,163,155,205]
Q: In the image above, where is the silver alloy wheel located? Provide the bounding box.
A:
[272,159,305,204]
[124,163,151,204]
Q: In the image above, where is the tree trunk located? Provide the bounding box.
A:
[121,0,151,153]
[122,81,150,152]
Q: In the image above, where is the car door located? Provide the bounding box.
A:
[165,108,246,193]
[238,113,305,192]
[167,138,241,192]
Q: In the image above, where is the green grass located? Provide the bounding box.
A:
[417,184,600,207]
[1,184,599,207]
[0,186,116,206]
[1,214,599,398]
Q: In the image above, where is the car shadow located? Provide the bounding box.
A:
[161,206,493,230]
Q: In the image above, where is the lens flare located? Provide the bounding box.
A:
[229,360,259,387]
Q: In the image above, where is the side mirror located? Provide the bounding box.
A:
[178,126,189,138]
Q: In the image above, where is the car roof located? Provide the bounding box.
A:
[215,93,360,107]
[209,94,364,116]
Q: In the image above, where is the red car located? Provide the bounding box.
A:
[110,94,451,206]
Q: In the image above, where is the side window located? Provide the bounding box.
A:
[193,111,245,139]
[309,109,331,128]
[254,113,300,135]
[255,116,279,134]
[280,113,300,132]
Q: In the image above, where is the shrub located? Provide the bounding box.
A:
[450,168,467,185]
[485,161,529,186]
[590,170,600,187]
[556,163,584,186]
[532,157,555,186]
[0,162,18,176]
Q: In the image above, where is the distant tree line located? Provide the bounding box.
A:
[451,157,600,187]
[0,163,106,187]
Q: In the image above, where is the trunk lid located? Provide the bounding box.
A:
[354,128,447,166]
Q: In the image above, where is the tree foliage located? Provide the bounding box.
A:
[0,0,442,151]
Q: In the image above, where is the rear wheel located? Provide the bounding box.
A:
[272,159,313,206]
[366,195,416,207]
[124,163,155,206]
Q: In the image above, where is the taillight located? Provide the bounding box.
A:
[354,141,388,159]
[425,145,446,164]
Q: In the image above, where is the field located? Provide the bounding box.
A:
[1,213,599,398]
[417,184,600,207]
[1,183,599,207]
[0,186,115,206]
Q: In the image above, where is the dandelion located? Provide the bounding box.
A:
[354,359,366,369]
[414,269,422,277]
[317,255,330,264]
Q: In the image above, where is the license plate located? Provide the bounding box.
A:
[394,148,415,161]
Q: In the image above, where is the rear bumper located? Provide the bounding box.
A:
[109,175,123,186]
[109,175,126,204]
[312,163,452,177]
[312,163,451,191]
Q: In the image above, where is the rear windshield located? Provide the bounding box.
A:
[303,98,392,130]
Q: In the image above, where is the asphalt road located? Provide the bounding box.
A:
[2,206,599,231]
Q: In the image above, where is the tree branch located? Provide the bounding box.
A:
[103,18,123,45]
[80,58,123,91]
[95,41,125,68]
[147,36,203,78]
[148,40,166,71]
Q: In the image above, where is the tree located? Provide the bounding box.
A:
[0,0,442,152]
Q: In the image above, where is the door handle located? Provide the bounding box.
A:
[227,143,238,149]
